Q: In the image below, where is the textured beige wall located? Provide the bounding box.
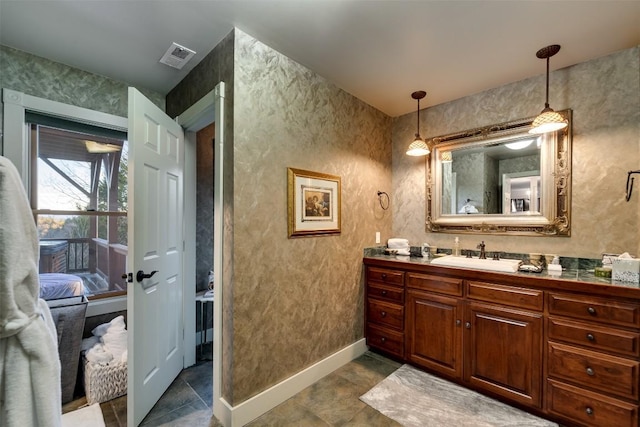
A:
[0,45,165,146]
[230,30,392,404]
[393,46,640,258]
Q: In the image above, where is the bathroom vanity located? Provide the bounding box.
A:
[364,255,640,427]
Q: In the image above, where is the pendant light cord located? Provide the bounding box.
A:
[545,56,550,109]
[416,98,420,137]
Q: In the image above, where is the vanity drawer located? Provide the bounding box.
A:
[366,323,404,359]
[467,281,543,311]
[367,267,404,286]
[548,317,640,358]
[367,282,404,304]
[406,273,462,296]
[548,342,639,400]
[548,293,640,328]
[367,299,404,330]
[547,379,638,427]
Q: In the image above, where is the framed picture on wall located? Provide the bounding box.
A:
[287,167,341,238]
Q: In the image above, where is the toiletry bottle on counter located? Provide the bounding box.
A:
[453,237,461,257]
[422,243,430,258]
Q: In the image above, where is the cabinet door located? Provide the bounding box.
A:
[465,302,543,408]
[406,289,463,379]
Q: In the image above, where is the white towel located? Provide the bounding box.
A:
[81,336,101,353]
[101,330,127,362]
[91,315,125,337]
[85,343,114,365]
[387,238,410,249]
[85,315,127,364]
[0,156,62,427]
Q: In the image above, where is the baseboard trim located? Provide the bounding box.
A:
[213,338,368,426]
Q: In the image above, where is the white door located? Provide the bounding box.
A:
[127,87,185,426]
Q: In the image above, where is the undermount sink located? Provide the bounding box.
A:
[430,255,523,273]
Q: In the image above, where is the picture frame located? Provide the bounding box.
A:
[287,167,341,238]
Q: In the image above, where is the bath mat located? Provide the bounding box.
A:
[61,403,106,427]
[360,364,558,427]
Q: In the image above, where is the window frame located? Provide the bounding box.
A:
[3,88,129,305]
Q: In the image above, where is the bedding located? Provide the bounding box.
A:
[39,273,85,300]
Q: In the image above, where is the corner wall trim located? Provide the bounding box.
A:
[214,338,368,426]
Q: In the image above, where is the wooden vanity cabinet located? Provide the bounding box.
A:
[405,273,463,379]
[465,281,544,408]
[365,266,405,359]
[465,301,543,407]
[363,258,640,427]
[546,292,640,427]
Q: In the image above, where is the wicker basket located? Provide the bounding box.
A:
[83,357,127,404]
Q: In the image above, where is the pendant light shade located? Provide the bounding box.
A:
[406,90,430,156]
[529,44,567,135]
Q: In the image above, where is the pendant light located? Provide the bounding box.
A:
[406,90,430,156]
[529,44,567,134]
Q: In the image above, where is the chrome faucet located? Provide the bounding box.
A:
[477,241,486,259]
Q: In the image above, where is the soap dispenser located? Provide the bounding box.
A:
[453,237,461,257]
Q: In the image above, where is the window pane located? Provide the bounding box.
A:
[33,124,127,212]
[37,214,127,299]
[31,120,129,301]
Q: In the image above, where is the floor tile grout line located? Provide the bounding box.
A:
[185,380,211,409]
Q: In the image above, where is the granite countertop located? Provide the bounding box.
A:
[363,253,640,290]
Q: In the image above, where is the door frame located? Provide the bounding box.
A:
[175,83,225,420]
[3,84,226,421]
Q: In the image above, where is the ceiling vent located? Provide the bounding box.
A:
[159,42,196,70]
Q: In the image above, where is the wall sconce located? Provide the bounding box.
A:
[406,90,430,156]
[529,44,568,134]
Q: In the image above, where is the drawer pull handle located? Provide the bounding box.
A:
[587,307,596,315]
[380,337,386,343]
[465,322,471,329]
[586,367,595,376]
[381,290,388,295]
[585,407,594,416]
[380,311,387,317]
[586,333,595,341]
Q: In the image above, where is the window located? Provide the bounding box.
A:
[28,116,128,299]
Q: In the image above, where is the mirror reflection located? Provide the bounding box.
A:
[440,136,542,215]
[426,110,572,236]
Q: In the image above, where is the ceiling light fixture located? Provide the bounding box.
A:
[85,140,121,153]
[406,90,430,156]
[505,139,534,150]
[529,44,568,134]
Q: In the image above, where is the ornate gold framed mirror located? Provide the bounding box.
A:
[426,109,572,236]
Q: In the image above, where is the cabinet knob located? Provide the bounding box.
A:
[381,290,388,295]
[456,319,461,326]
[585,407,594,416]
[586,367,595,376]
[381,274,387,280]
[380,337,386,343]
[587,306,596,315]
[465,322,471,329]
[586,333,595,342]
[380,311,387,317]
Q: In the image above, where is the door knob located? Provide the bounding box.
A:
[136,270,158,282]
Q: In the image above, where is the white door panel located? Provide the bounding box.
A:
[128,87,184,426]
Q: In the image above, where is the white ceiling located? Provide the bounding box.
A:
[1,1,638,117]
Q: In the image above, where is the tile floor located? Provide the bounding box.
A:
[63,350,402,426]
